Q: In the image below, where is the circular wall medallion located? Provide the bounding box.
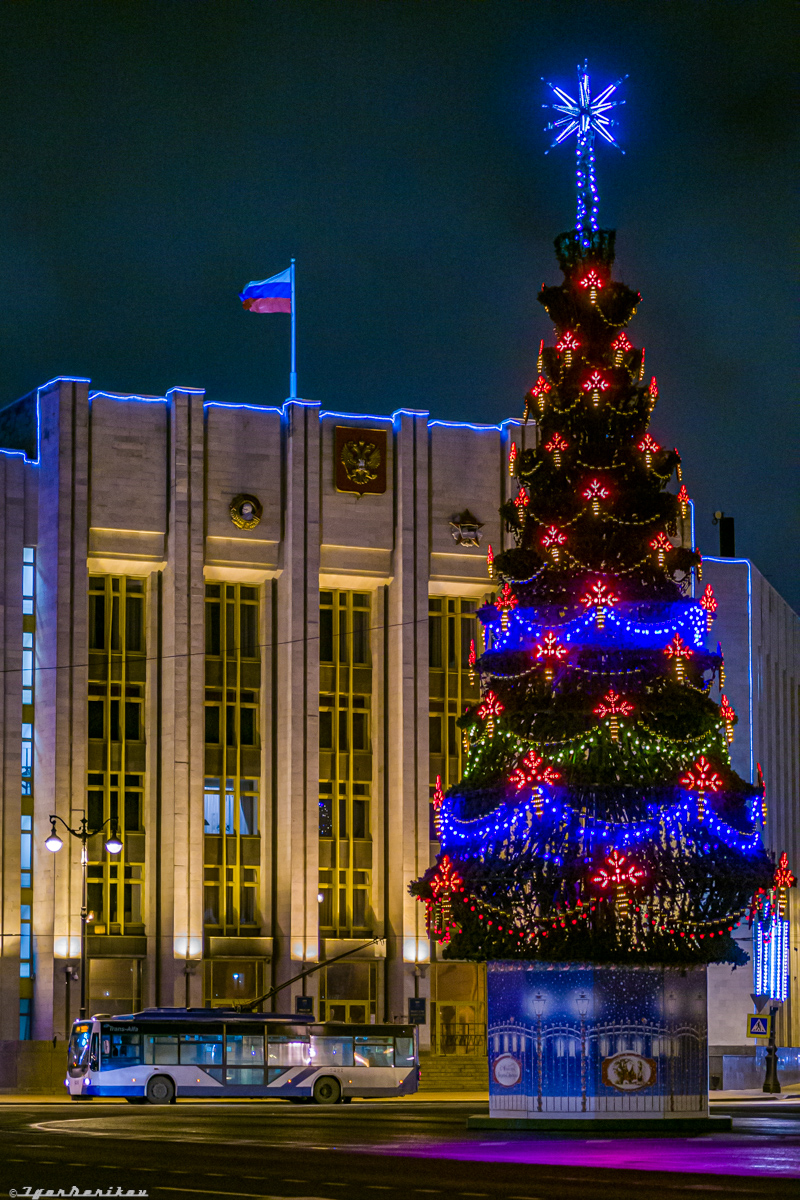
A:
[229,493,263,530]
[492,1054,522,1088]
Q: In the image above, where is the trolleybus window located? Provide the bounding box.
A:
[144,1034,179,1065]
[225,1030,265,1085]
[310,1035,354,1066]
[101,1029,141,1068]
[226,1032,265,1064]
[267,1034,309,1066]
[354,1034,394,1068]
[180,1032,223,1066]
[394,1036,415,1067]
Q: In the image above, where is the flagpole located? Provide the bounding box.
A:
[289,258,297,398]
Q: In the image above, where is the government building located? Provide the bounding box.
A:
[0,376,797,1087]
[0,377,533,1054]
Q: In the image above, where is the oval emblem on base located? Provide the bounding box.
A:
[601,1052,657,1092]
[492,1054,522,1088]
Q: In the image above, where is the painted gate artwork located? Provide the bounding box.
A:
[487,962,708,1118]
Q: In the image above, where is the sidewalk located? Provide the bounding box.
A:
[711,1083,800,1101]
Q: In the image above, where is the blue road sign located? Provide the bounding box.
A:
[746,1012,772,1038]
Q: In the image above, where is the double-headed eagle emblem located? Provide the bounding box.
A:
[340,439,381,486]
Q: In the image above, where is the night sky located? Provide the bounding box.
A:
[0,2,796,607]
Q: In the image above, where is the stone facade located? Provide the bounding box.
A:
[0,378,530,1047]
[703,556,800,1062]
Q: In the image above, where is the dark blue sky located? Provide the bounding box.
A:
[0,2,796,607]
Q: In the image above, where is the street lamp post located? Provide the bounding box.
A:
[45,813,123,1020]
[533,991,545,1112]
[763,1003,781,1094]
[576,990,590,1112]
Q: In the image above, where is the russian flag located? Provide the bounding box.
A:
[239,267,292,313]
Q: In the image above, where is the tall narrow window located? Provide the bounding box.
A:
[429,597,483,839]
[318,590,373,938]
[86,575,147,939]
[203,582,262,947]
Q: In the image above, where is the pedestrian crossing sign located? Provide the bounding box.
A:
[746,1013,772,1038]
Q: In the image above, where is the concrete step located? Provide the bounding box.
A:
[418,1052,488,1092]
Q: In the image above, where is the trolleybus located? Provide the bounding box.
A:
[66,1008,419,1104]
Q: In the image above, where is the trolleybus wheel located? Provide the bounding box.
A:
[312,1076,341,1105]
[145,1075,175,1105]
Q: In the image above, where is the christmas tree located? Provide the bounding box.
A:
[411,64,772,967]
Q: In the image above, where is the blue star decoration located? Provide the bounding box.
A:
[542,61,627,240]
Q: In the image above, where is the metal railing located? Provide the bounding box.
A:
[432,1021,487,1057]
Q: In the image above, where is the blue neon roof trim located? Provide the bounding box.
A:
[205,401,283,416]
[1,378,94,467]
[90,391,167,404]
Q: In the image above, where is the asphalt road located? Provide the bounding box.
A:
[1,1099,799,1200]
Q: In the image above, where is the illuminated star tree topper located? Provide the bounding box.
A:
[543,60,627,244]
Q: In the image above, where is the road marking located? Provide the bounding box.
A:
[365,1189,393,1192]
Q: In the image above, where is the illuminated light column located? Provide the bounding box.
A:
[509,751,560,818]
[663,633,694,682]
[508,441,518,476]
[534,630,567,683]
[580,580,618,629]
[545,431,569,469]
[719,695,736,744]
[495,582,518,632]
[680,756,723,822]
[477,690,504,740]
[593,690,633,743]
[582,369,609,409]
[540,525,567,564]
[650,531,673,568]
[431,775,445,839]
[486,543,494,579]
[648,376,659,413]
[677,485,690,520]
[591,849,645,913]
[582,478,610,517]
[611,330,632,366]
[556,329,581,369]
[513,486,530,525]
[700,584,718,632]
[638,432,660,470]
[526,375,552,420]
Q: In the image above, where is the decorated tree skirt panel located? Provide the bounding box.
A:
[488,961,708,1120]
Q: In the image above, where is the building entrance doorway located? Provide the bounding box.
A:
[320,960,377,1023]
[430,962,486,1056]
